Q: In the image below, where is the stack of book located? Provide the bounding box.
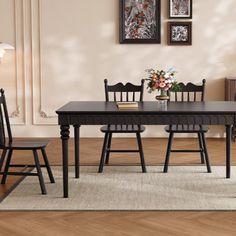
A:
[116,102,139,110]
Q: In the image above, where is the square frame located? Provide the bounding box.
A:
[169,0,192,19]
[168,22,192,46]
[120,0,161,44]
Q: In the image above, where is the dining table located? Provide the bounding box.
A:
[56,101,236,198]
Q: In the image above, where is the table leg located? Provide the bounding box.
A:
[226,125,232,179]
[60,125,70,198]
[74,125,80,179]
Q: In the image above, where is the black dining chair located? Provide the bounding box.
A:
[98,79,146,173]
[0,89,55,195]
[163,79,211,173]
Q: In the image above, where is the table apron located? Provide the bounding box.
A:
[58,114,235,126]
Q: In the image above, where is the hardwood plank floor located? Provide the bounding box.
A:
[1,138,236,235]
[0,211,236,236]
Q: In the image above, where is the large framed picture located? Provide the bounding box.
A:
[168,22,192,45]
[120,0,161,44]
[169,0,192,19]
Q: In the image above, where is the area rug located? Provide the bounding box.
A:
[0,166,236,210]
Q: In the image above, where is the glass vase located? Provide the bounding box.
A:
[155,89,169,101]
[155,89,169,108]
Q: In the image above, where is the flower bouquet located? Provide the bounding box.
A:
[145,67,180,100]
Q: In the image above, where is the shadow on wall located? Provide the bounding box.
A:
[41,0,236,100]
[38,0,236,137]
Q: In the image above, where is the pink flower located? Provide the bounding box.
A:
[159,82,166,88]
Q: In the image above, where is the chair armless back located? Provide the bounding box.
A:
[0,89,13,148]
[169,79,206,102]
[104,79,144,102]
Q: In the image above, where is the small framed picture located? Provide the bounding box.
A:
[169,0,192,19]
[168,22,192,45]
[120,0,161,44]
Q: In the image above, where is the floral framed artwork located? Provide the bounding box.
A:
[120,0,161,44]
[168,22,192,45]
[169,0,192,19]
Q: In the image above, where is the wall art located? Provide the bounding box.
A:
[169,0,192,19]
[120,0,161,44]
[168,22,192,45]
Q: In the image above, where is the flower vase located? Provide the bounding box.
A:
[155,90,169,108]
[155,89,169,101]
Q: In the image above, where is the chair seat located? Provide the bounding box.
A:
[165,125,208,133]
[4,139,49,150]
[100,125,145,133]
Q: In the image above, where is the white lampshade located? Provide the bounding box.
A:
[0,49,5,58]
[0,42,14,50]
[0,42,14,61]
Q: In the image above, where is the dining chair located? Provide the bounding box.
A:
[163,79,211,173]
[0,89,55,194]
[98,79,146,173]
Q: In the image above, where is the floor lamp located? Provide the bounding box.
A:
[0,42,14,62]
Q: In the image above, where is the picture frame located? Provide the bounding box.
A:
[168,22,192,45]
[120,0,161,44]
[169,0,192,19]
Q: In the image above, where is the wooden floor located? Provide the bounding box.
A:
[1,138,236,235]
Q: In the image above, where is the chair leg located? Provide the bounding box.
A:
[33,150,47,194]
[0,149,7,172]
[98,133,109,173]
[41,148,55,183]
[163,132,174,173]
[198,133,205,164]
[201,133,211,173]
[136,132,147,173]
[105,133,112,165]
[1,149,13,184]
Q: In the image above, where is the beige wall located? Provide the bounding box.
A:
[0,0,236,137]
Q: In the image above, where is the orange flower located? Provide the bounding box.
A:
[152,73,158,80]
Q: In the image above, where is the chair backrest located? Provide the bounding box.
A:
[169,79,206,102]
[0,89,12,148]
[104,79,144,102]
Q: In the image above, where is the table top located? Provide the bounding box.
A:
[56,101,236,115]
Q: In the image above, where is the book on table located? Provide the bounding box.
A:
[116,102,139,109]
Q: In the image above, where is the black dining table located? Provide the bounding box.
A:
[56,101,236,198]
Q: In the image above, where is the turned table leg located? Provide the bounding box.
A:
[61,125,70,198]
[226,125,232,179]
[74,125,80,179]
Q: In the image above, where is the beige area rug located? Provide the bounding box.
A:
[0,166,236,210]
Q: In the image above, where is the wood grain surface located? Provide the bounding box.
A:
[0,138,236,236]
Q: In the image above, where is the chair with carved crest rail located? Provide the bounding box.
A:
[0,89,55,195]
[98,79,147,173]
[163,79,212,173]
